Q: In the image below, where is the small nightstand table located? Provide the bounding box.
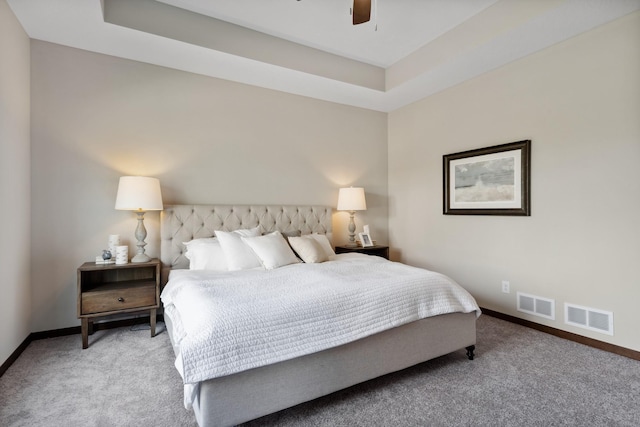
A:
[335,245,390,260]
[77,259,160,349]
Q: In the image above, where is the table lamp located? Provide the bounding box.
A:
[115,176,163,263]
[337,187,367,247]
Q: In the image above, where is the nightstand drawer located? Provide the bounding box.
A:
[81,283,156,314]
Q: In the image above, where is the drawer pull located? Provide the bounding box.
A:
[118,297,125,302]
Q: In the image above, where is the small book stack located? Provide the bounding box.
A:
[95,256,115,265]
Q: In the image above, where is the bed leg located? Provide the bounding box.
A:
[465,345,475,360]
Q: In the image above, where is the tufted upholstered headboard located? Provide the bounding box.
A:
[160,205,333,284]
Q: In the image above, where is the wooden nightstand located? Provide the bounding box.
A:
[335,245,390,260]
[77,259,160,349]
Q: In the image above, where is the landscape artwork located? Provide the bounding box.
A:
[454,156,515,203]
[443,140,531,216]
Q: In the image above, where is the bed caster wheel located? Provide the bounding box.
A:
[465,345,475,360]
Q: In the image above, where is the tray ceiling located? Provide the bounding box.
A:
[8,0,640,112]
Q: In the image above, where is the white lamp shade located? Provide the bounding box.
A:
[337,187,367,211]
[115,176,163,211]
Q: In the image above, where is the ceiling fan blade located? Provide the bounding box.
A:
[352,0,371,25]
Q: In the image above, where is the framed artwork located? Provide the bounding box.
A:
[443,140,531,216]
[359,232,374,247]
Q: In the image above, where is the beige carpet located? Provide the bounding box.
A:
[1,316,639,426]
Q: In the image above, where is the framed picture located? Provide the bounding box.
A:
[443,140,531,216]
[359,232,374,247]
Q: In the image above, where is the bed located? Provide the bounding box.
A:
[160,204,480,427]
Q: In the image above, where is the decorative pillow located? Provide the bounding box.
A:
[183,237,218,248]
[183,238,228,271]
[281,230,302,239]
[215,226,262,271]
[308,233,335,258]
[241,231,300,270]
[288,235,328,263]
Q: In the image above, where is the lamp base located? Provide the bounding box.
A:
[131,253,151,263]
[132,211,150,263]
[347,210,357,246]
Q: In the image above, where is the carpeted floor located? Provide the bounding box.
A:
[1,315,638,427]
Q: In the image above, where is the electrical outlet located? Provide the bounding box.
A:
[501,280,510,293]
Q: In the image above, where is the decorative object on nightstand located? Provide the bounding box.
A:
[359,232,373,247]
[337,186,367,247]
[335,244,389,260]
[77,259,160,349]
[95,251,115,265]
[108,234,120,259]
[115,176,163,263]
[114,245,129,265]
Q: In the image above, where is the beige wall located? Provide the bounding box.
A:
[30,41,388,332]
[389,12,640,351]
[7,4,638,358]
[0,0,31,364]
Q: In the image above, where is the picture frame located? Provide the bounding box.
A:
[359,232,374,247]
[443,140,531,216]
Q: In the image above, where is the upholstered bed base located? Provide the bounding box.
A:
[160,204,477,427]
[165,308,476,427]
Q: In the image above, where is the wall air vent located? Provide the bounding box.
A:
[517,292,555,320]
[565,303,614,336]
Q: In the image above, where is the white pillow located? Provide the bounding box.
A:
[183,238,228,271]
[288,235,328,263]
[183,237,218,248]
[307,233,335,258]
[242,231,300,270]
[215,226,262,271]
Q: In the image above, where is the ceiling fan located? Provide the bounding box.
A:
[352,0,372,25]
[298,0,376,28]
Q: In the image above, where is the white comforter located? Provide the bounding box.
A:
[161,254,480,388]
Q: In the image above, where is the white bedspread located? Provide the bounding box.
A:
[161,254,480,388]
